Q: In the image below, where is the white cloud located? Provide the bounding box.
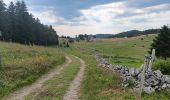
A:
[54,1,170,37]
[30,10,65,25]
[3,0,17,5]
[5,0,169,37]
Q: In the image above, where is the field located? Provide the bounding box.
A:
[74,35,156,68]
[0,34,170,100]
[66,34,170,100]
[0,42,65,97]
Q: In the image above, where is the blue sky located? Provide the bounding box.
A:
[4,0,170,36]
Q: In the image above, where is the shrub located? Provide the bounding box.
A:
[153,60,170,75]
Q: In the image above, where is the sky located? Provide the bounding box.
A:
[3,0,170,37]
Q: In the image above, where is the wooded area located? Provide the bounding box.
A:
[0,0,59,46]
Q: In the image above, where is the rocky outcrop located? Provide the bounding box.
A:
[95,54,170,94]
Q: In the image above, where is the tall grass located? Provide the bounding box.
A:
[0,42,65,97]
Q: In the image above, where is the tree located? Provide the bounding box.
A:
[0,0,6,39]
[150,25,170,60]
[6,1,16,41]
[0,1,59,46]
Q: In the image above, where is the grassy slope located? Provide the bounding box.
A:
[0,42,65,97]
[66,35,170,100]
[75,35,155,68]
[63,47,138,100]
[0,34,169,99]
[25,56,80,100]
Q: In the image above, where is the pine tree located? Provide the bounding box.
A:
[0,0,59,46]
[0,0,6,39]
[15,1,30,44]
[6,1,16,41]
[150,25,170,60]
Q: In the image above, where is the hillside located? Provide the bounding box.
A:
[0,42,65,97]
[0,34,170,100]
[95,34,113,38]
[92,29,159,39]
[70,34,170,99]
[113,29,159,38]
[1,0,170,100]
[75,35,156,67]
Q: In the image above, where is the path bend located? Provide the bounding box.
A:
[4,56,72,100]
[63,56,85,100]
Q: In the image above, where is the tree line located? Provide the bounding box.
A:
[112,29,160,38]
[0,0,59,46]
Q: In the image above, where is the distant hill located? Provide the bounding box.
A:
[95,34,113,38]
[93,29,160,39]
[112,29,160,38]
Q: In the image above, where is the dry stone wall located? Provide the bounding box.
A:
[95,54,170,94]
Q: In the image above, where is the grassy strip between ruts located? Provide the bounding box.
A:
[25,55,80,100]
[0,42,65,98]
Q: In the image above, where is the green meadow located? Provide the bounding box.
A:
[73,35,156,68]
[0,42,65,97]
[66,34,170,100]
[0,34,170,99]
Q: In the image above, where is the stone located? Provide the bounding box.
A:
[137,73,142,81]
[144,81,150,87]
[153,70,163,79]
[134,81,140,88]
[145,78,152,85]
[143,86,155,94]
[135,68,140,76]
[167,84,170,88]
[145,73,150,79]
[154,86,159,90]
[161,84,167,89]
[129,68,135,76]
[123,83,129,87]
[165,76,170,84]
[150,78,159,86]
[125,67,129,72]
[126,76,132,81]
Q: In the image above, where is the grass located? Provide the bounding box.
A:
[62,47,138,100]
[64,34,170,100]
[142,90,170,100]
[103,55,143,68]
[0,42,65,97]
[73,35,156,68]
[1,34,170,99]
[25,55,80,100]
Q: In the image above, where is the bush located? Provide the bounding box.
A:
[153,60,170,75]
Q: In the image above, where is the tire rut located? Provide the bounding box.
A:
[63,56,85,100]
[4,56,72,100]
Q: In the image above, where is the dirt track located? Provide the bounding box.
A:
[4,56,72,100]
[63,56,85,100]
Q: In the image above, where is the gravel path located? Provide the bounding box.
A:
[4,56,72,100]
[63,56,85,100]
